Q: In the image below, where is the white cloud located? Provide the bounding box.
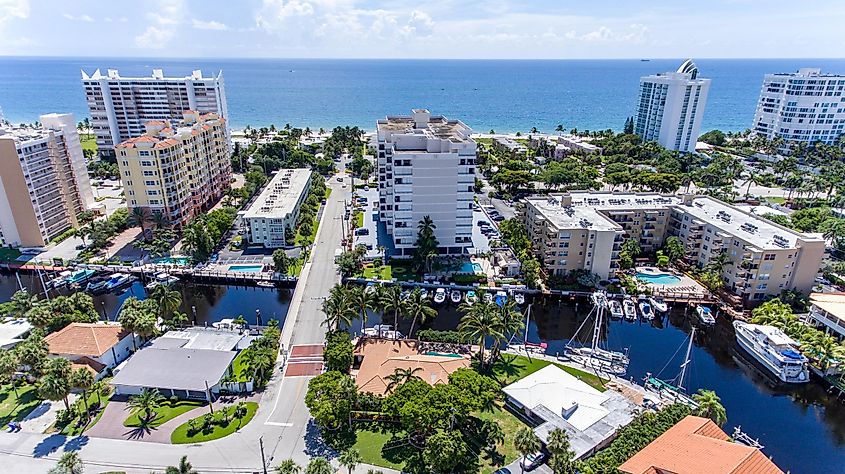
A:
[192,18,228,30]
[134,25,175,49]
[62,13,94,22]
[0,0,29,23]
[135,0,185,50]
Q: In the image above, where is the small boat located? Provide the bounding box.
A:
[591,291,608,309]
[494,290,507,307]
[609,300,624,319]
[733,321,809,383]
[696,305,716,326]
[364,282,377,294]
[48,271,73,289]
[86,277,110,293]
[145,272,179,289]
[638,299,654,320]
[433,288,447,304]
[419,288,429,299]
[451,289,463,304]
[623,297,637,321]
[463,290,476,305]
[256,281,275,288]
[363,324,403,339]
[103,273,133,291]
[513,293,525,305]
[649,296,668,313]
[483,293,493,304]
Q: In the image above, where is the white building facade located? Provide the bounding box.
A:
[82,68,228,156]
[0,113,95,247]
[635,60,711,153]
[377,109,476,257]
[752,68,845,145]
[242,168,312,248]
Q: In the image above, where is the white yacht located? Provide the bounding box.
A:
[433,288,447,304]
[609,299,624,319]
[649,296,668,313]
[623,297,637,321]
[513,293,525,306]
[696,305,716,326]
[733,321,809,383]
[453,289,466,304]
[638,299,654,320]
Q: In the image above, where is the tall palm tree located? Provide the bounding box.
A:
[275,459,302,474]
[493,300,524,360]
[129,206,150,237]
[349,285,374,333]
[71,367,95,417]
[53,451,84,474]
[380,285,404,338]
[149,284,182,319]
[802,332,845,371]
[127,388,165,423]
[305,457,333,474]
[165,456,199,474]
[385,366,423,393]
[246,349,275,384]
[692,389,727,426]
[514,426,541,474]
[91,380,109,406]
[321,285,355,331]
[459,302,504,367]
[338,448,362,474]
[151,211,170,230]
[403,288,437,338]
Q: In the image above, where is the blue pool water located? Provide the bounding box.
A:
[153,257,191,265]
[635,272,681,285]
[459,262,483,273]
[228,264,264,273]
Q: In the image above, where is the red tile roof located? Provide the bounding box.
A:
[618,416,784,474]
[45,323,131,358]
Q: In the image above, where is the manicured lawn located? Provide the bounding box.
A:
[170,401,258,444]
[768,196,787,204]
[490,353,608,392]
[353,427,408,470]
[0,383,41,425]
[354,211,364,228]
[324,187,333,199]
[294,217,320,247]
[123,400,205,428]
[475,403,525,474]
[231,349,253,383]
[362,264,392,280]
[81,135,97,153]
[62,384,114,436]
[385,260,418,282]
[0,247,22,263]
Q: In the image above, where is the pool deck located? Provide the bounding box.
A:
[634,266,707,299]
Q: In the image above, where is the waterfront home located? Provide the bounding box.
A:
[44,322,138,379]
[502,364,637,460]
[352,338,470,396]
[0,318,32,349]
[808,292,845,340]
[619,415,784,474]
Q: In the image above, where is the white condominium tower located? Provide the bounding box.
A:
[0,113,95,247]
[752,68,845,145]
[82,68,228,156]
[377,109,476,257]
[635,60,711,153]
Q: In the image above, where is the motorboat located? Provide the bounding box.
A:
[623,297,637,321]
[638,299,654,320]
[609,299,624,319]
[145,272,179,289]
[734,321,809,383]
[451,289,463,304]
[363,324,404,339]
[419,288,429,299]
[649,296,669,313]
[696,305,716,326]
[463,290,476,305]
[591,291,608,309]
[85,277,110,293]
[364,282,377,294]
[483,292,493,304]
[433,288,447,304]
[48,271,73,289]
[256,281,275,288]
[103,273,134,291]
[513,293,525,306]
[494,290,508,307]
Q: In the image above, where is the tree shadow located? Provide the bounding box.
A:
[490,353,526,385]
[63,435,89,452]
[32,433,66,458]
[123,424,154,440]
[303,419,339,459]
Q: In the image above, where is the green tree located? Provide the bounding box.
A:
[71,367,95,417]
[514,426,541,474]
[149,284,182,319]
[819,218,845,249]
[305,457,333,474]
[273,249,292,274]
[546,428,576,474]
[10,290,35,317]
[385,366,423,393]
[692,389,727,426]
[414,216,439,273]
[275,459,302,474]
[245,348,275,385]
[458,301,504,367]
[39,357,72,410]
[349,285,374,333]
[165,456,199,474]
[321,285,356,331]
[324,331,354,373]
[380,285,405,336]
[48,451,84,474]
[423,429,469,473]
[521,256,541,289]
[403,288,437,338]
[305,371,356,429]
[699,129,726,146]
[802,331,845,371]
[127,388,165,423]
[338,448,362,474]
[0,350,19,397]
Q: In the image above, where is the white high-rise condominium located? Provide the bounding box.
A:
[377,109,476,257]
[634,60,711,153]
[0,113,95,247]
[81,68,228,156]
[752,68,845,145]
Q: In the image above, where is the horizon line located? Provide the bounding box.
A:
[2,55,845,62]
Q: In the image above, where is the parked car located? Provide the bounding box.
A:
[477,220,489,227]
[491,215,505,221]
[520,451,547,471]
[355,228,370,236]
[364,185,370,191]
[336,176,344,182]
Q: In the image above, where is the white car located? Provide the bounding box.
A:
[520,452,547,471]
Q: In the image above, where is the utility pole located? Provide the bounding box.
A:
[259,436,268,474]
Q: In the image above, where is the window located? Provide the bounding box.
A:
[763,254,776,261]
[756,283,768,290]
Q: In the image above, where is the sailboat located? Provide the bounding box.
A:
[515,304,547,354]
[560,291,629,375]
[644,327,698,406]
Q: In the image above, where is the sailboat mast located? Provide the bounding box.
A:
[592,303,603,353]
[678,327,696,390]
[523,304,532,345]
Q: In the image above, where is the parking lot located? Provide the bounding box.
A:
[351,186,380,257]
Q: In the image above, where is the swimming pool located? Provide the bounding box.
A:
[635,272,681,285]
[228,264,264,273]
[459,262,483,273]
[424,352,464,358]
[153,257,191,265]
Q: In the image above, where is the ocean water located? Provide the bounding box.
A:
[2,57,845,133]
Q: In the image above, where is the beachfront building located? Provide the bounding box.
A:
[808,292,845,340]
[377,109,476,256]
[0,113,95,247]
[519,192,825,301]
[556,135,603,156]
[503,365,637,460]
[619,416,784,474]
[634,60,711,153]
[492,137,527,157]
[45,322,139,380]
[115,111,231,228]
[241,168,312,248]
[82,68,228,156]
[752,68,845,145]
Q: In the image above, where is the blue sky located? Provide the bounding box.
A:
[0,0,842,59]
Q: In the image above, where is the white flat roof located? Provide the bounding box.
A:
[242,168,311,219]
[0,318,32,348]
[153,328,245,351]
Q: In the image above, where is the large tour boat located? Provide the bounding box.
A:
[733,321,809,384]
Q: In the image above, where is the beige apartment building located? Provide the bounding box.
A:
[115,111,230,227]
[520,191,825,303]
[0,113,95,247]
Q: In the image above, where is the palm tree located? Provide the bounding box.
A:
[275,459,302,474]
[802,332,845,371]
[740,170,761,199]
[321,285,355,331]
[127,388,165,423]
[403,288,437,338]
[459,301,504,367]
[165,456,199,474]
[380,285,404,338]
[350,285,374,333]
[91,380,109,406]
[129,206,150,238]
[246,349,275,385]
[0,350,20,397]
[820,218,845,249]
[692,389,727,426]
[305,457,333,474]
[149,284,182,318]
[338,448,362,474]
[151,211,170,230]
[384,366,423,393]
[546,428,575,474]
[514,426,541,474]
[71,368,95,418]
[415,216,438,273]
[52,451,84,474]
[493,300,524,359]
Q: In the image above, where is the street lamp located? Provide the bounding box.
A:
[191,305,197,325]
[101,301,107,321]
